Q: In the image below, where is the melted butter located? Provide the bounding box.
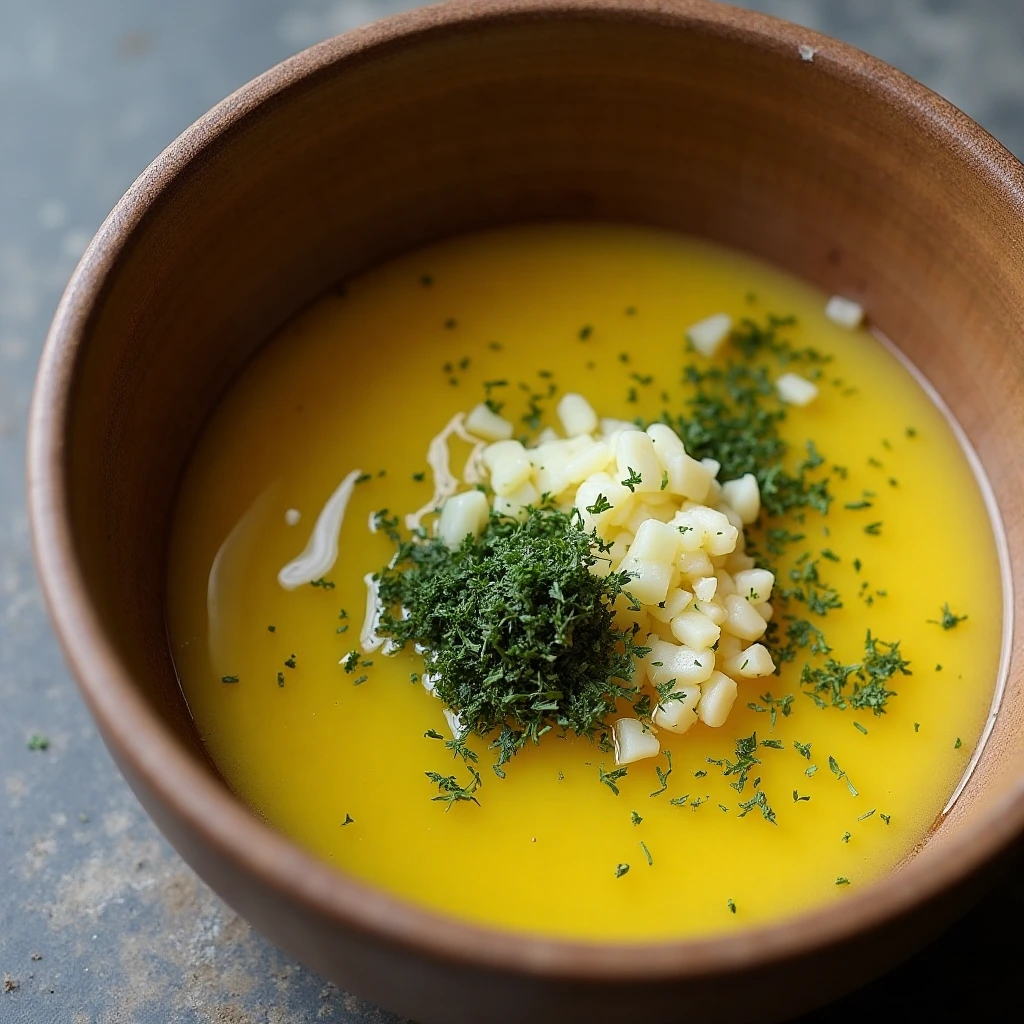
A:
[167,223,1003,942]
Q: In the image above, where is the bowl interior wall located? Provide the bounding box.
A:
[67,11,1024,837]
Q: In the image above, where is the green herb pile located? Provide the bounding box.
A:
[376,507,647,770]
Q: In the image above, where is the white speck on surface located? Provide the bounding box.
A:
[285,508,301,526]
[799,43,818,61]
[825,294,865,328]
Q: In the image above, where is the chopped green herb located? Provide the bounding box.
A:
[727,898,737,914]
[377,508,646,773]
[845,500,872,510]
[793,790,810,802]
[853,558,862,572]
[425,767,482,810]
[277,672,285,687]
[579,325,593,340]
[444,317,457,329]
[267,625,276,633]
[747,692,794,729]
[914,722,920,733]
[424,729,444,740]
[835,877,851,886]
[954,737,963,749]
[26,733,49,752]
[341,814,354,826]
[599,765,629,796]
[615,863,630,878]
[631,810,643,826]
[805,764,818,778]
[857,808,876,821]
[929,603,967,630]
[621,467,643,492]
[853,722,868,735]
[738,790,777,825]
[794,740,812,760]
[841,831,851,843]
[864,522,883,535]
[221,675,239,684]
[412,471,426,482]
[906,427,917,438]
[880,813,891,825]
[650,750,674,797]
[640,841,653,866]
[707,733,761,793]
[828,756,859,797]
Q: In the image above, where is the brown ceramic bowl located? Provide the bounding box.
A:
[27,1,1024,1021]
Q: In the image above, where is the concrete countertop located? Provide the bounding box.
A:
[3,1,1023,1021]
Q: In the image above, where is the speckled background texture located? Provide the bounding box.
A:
[3,2,1024,1021]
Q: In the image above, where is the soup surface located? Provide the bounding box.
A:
[167,223,1002,941]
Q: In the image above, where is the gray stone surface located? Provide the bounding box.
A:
[2,1,1023,1021]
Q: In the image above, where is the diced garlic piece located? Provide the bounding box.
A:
[714,570,737,597]
[686,312,732,357]
[532,438,590,498]
[646,422,686,460]
[565,441,613,485]
[671,512,704,553]
[701,458,721,479]
[717,503,744,530]
[724,643,776,678]
[482,440,532,496]
[755,601,774,623]
[678,550,715,579]
[698,672,738,727]
[688,505,739,556]
[693,598,726,625]
[653,684,702,734]
[615,431,662,494]
[722,594,768,641]
[649,587,693,623]
[607,530,634,569]
[720,474,761,525]
[493,480,540,520]
[725,550,756,573]
[557,392,599,437]
[670,609,721,650]
[574,473,627,533]
[438,490,489,549]
[661,452,714,502]
[825,294,865,329]
[692,576,717,602]
[646,639,716,687]
[464,402,514,441]
[733,568,775,604]
[600,417,642,438]
[628,519,682,566]
[443,707,465,738]
[776,372,819,407]
[613,717,660,765]
[621,557,674,606]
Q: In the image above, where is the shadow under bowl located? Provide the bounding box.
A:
[27,1,1024,1022]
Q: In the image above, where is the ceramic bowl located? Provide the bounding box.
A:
[28,2,1024,1021]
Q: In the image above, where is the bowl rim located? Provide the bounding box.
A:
[27,0,1024,982]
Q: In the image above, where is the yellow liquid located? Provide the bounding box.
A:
[167,224,1003,941]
